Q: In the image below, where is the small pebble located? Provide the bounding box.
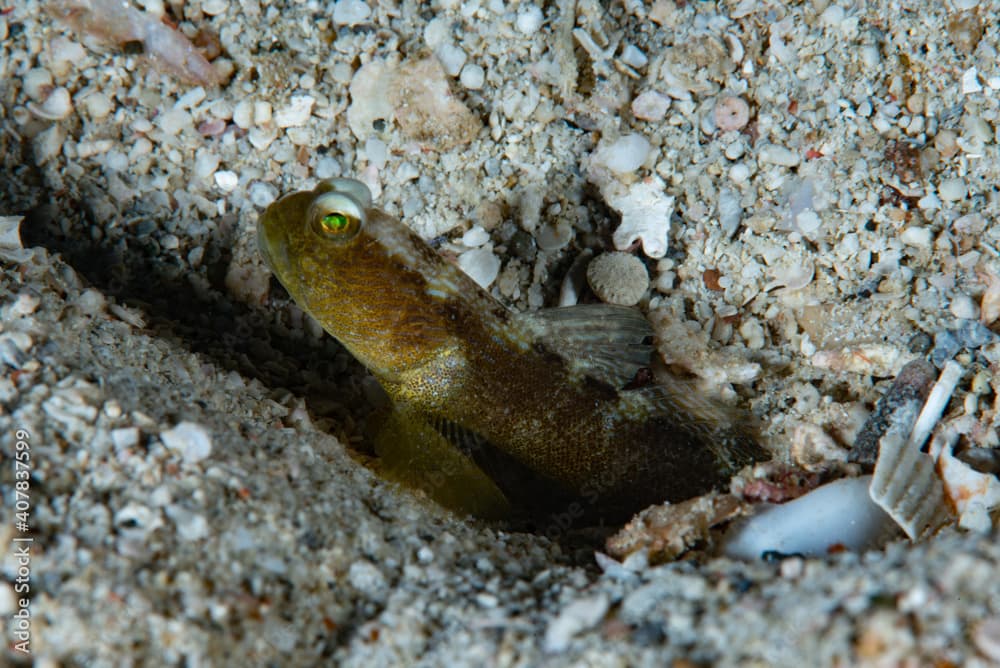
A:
[631,91,669,122]
[729,163,750,183]
[953,319,998,348]
[156,107,193,135]
[939,177,967,201]
[437,44,467,77]
[274,95,315,128]
[536,221,572,252]
[900,226,932,248]
[348,560,388,599]
[457,246,501,288]
[516,5,544,35]
[198,118,227,136]
[233,100,254,129]
[175,87,206,110]
[594,134,652,174]
[460,226,490,247]
[333,0,371,25]
[29,87,73,120]
[713,95,750,132]
[961,67,982,95]
[543,595,610,653]
[160,421,213,463]
[249,181,279,207]
[214,170,239,192]
[201,0,228,15]
[193,149,220,180]
[724,140,746,160]
[587,252,649,306]
[620,44,648,69]
[23,68,53,101]
[949,293,979,320]
[934,129,959,157]
[917,193,942,210]
[82,92,114,120]
[166,505,209,541]
[931,329,962,368]
[460,64,485,89]
[758,144,800,167]
[254,101,273,125]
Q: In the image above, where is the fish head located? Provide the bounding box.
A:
[258,178,469,379]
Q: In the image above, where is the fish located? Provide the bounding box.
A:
[258,178,769,523]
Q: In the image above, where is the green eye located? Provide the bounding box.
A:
[321,212,351,232]
[309,191,366,241]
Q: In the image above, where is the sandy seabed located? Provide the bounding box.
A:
[2,0,1000,665]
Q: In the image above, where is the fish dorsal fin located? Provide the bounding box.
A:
[516,304,655,388]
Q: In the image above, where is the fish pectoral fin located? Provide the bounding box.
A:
[371,405,511,519]
[623,377,769,472]
[515,304,655,389]
[428,416,579,518]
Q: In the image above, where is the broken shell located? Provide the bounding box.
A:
[868,362,962,539]
[931,428,1000,533]
[724,32,745,64]
[28,86,73,120]
[722,476,897,559]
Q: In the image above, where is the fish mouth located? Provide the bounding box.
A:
[256,212,286,273]
[256,214,273,268]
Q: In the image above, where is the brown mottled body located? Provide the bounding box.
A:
[259,179,767,521]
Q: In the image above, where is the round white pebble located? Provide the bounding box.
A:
[460,63,485,90]
[950,292,979,320]
[315,156,342,179]
[83,92,114,120]
[631,90,669,121]
[274,95,315,128]
[249,181,279,207]
[458,246,501,288]
[918,193,942,210]
[461,225,490,247]
[724,140,746,160]
[595,133,652,174]
[333,0,371,25]
[900,226,932,248]
[516,5,544,34]
[437,44,467,77]
[939,177,967,201]
[193,149,220,180]
[587,252,649,306]
[202,0,228,15]
[214,170,239,192]
[729,163,750,183]
[160,421,213,463]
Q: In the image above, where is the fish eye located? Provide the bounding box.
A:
[309,192,365,242]
[317,178,373,209]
